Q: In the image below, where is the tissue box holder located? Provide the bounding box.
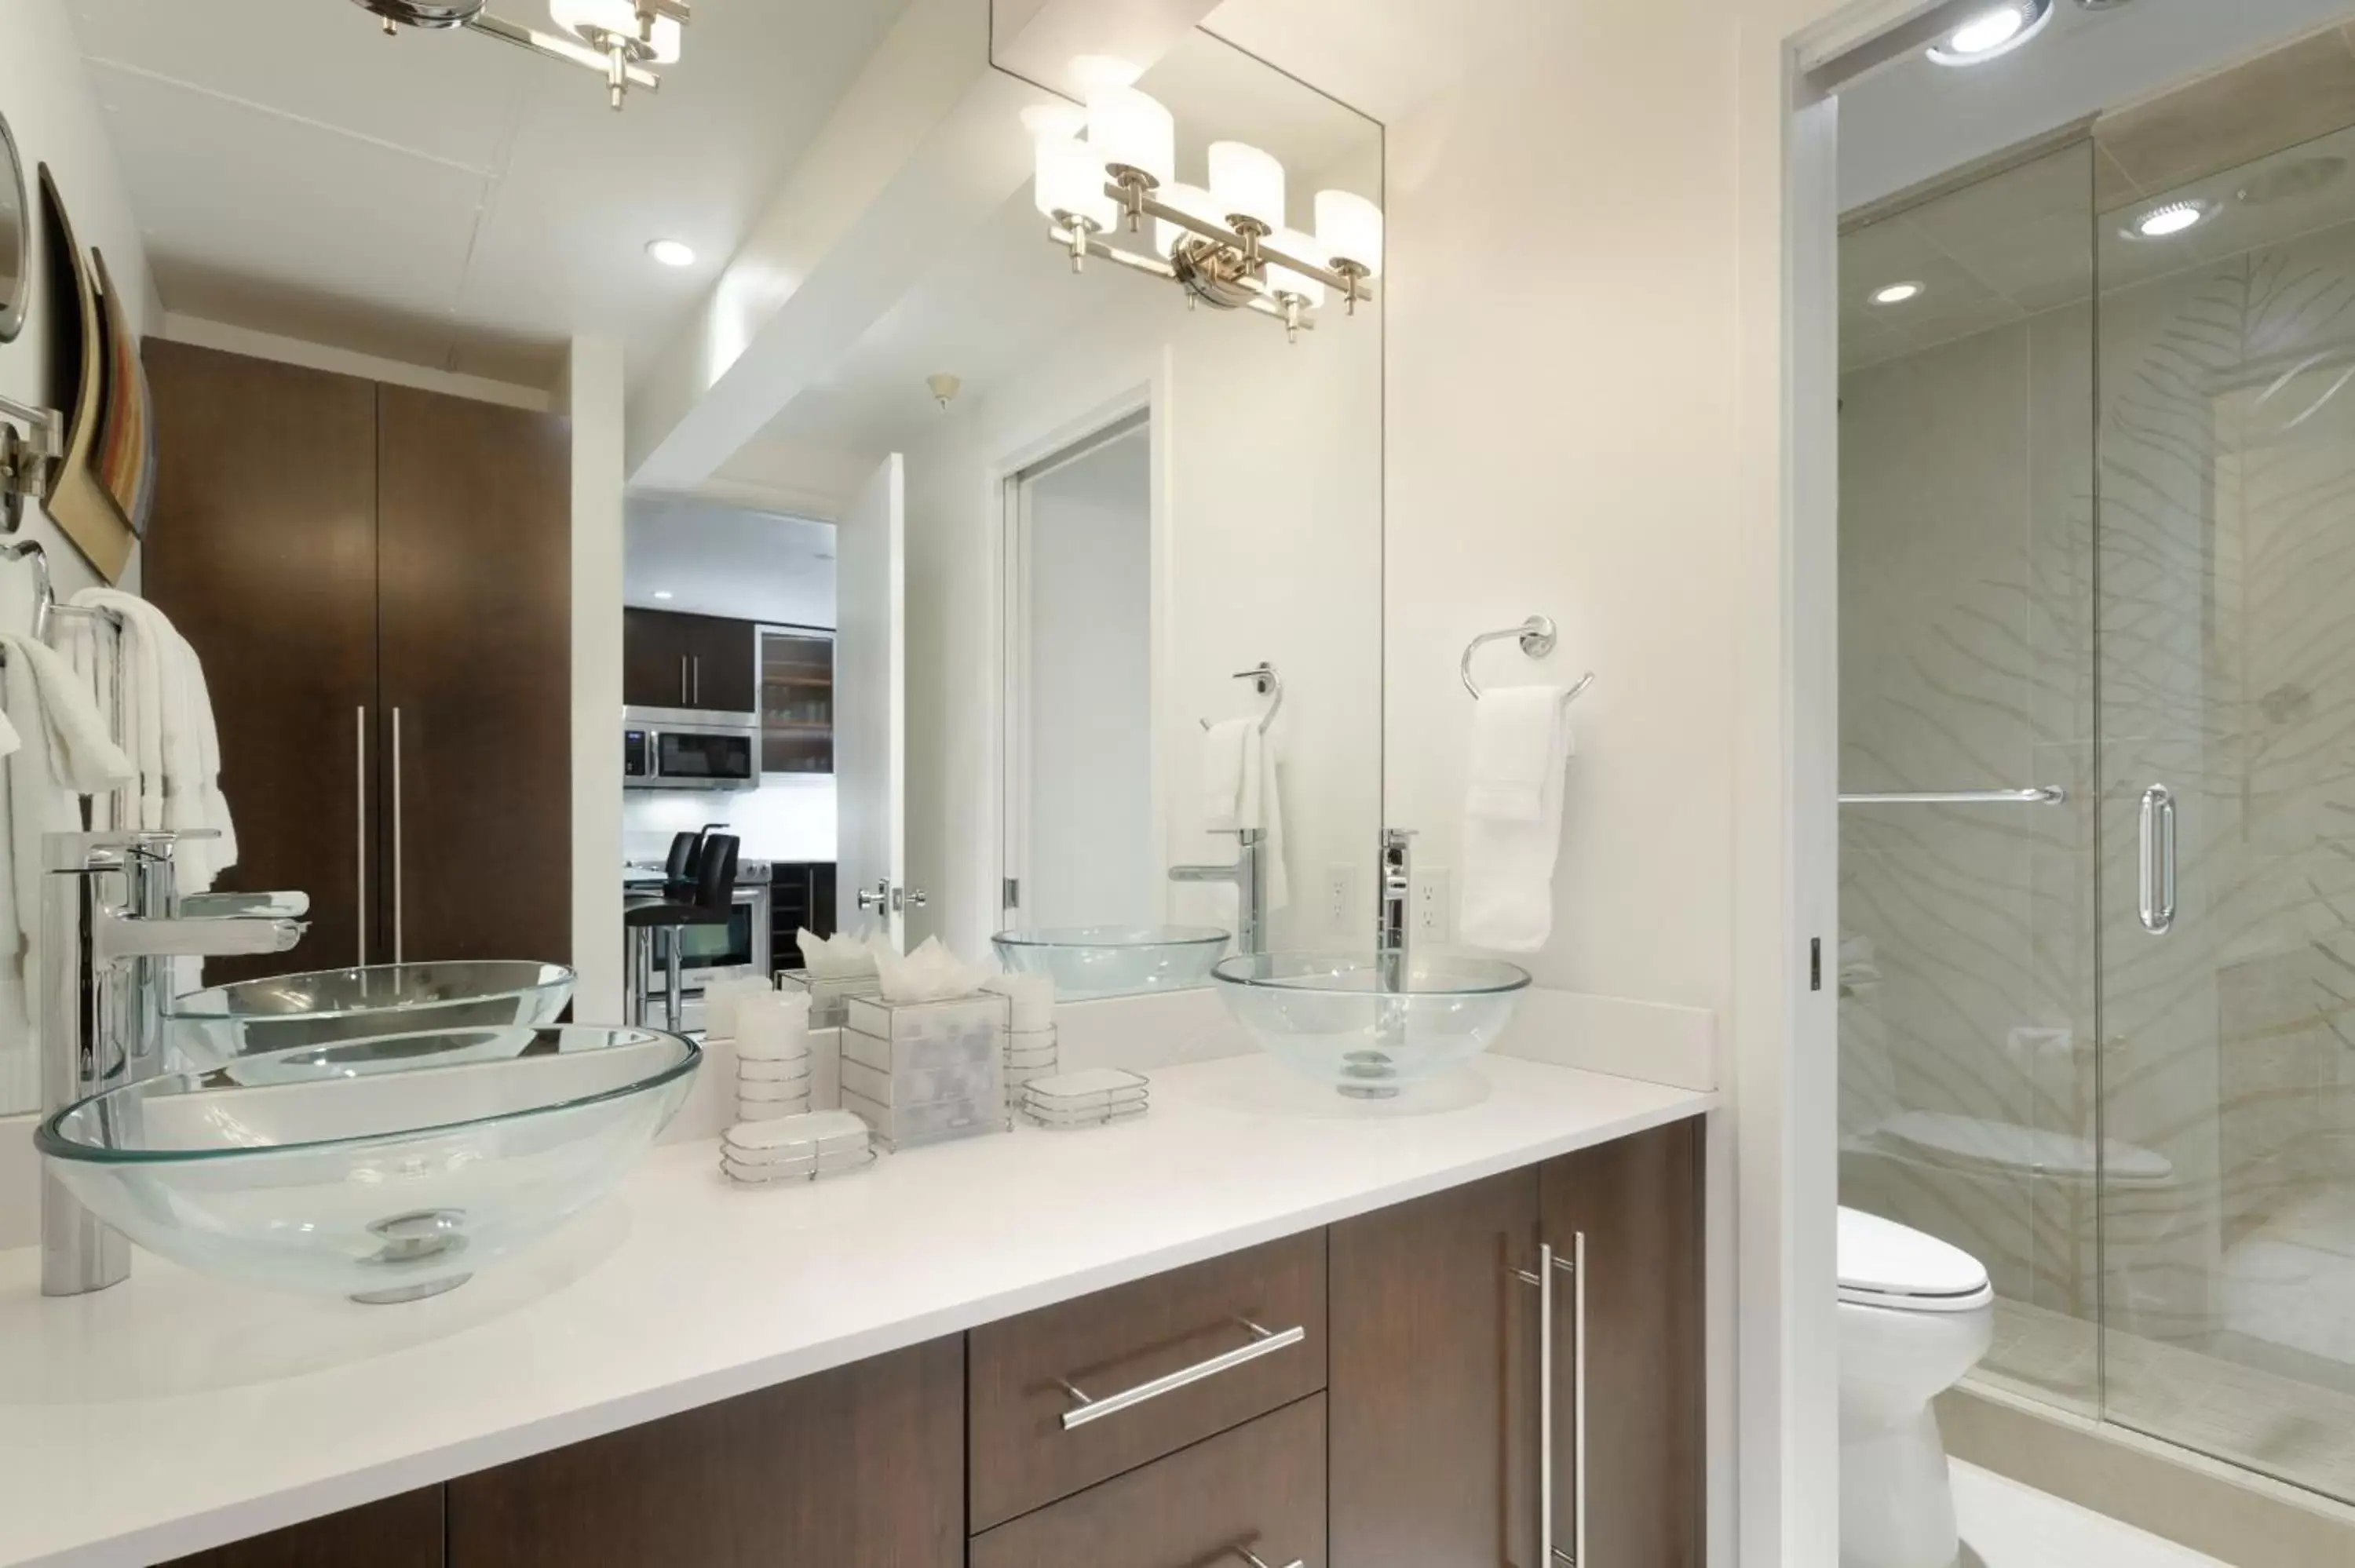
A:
[840,991,1010,1151]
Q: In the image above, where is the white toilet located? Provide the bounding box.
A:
[1838,1206,1994,1568]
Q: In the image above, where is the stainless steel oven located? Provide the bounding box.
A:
[623,706,761,791]
[625,862,773,1026]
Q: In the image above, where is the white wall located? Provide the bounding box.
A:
[0,0,159,1238]
[622,776,838,864]
[568,338,627,1026]
[1022,431,1156,929]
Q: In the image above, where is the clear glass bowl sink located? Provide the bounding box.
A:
[992,925,1230,1000]
[1211,952,1532,1097]
[163,960,575,1070]
[37,1024,698,1303]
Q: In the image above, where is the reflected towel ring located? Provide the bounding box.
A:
[1462,615,1595,706]
[1199,662,1282,733]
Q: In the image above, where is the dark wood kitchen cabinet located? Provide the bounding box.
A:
[1330,1169,1541,1568]
[144,341,571,972]
[622,607,756,713]
[158,1489,442,1568]
[446,1337,964,1568]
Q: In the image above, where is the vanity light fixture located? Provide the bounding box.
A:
[1871,281,1926,305]
[1926,0,2054,67]
[1028,65,1382,342]
[2125,199,2212,239]
[646,238,696,267]
[348,0,688,111]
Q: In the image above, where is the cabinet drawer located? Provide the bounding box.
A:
[971,1394,1326,1568]
[968,1229,1327,1530]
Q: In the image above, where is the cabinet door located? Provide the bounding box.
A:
[685,614,758,713]
[376,385,571,965]
[623,607,690,709]
[1542,1120,1706,1568]
[1330,1169,1540,1568]
[447,1338,964,1568]
[158,1489,442,1568]
[142,341,381,981]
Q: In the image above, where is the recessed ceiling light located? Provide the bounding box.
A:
[646,239,696,268]
[1927,1,2054,67]
[2125,200,2212,239]
[652,590,674,600]
[1871,281,1926,306]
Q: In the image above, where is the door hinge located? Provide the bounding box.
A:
[1003,877,1020,909]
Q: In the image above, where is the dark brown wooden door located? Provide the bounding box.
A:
[1542,1120,1707,1568]
[1329,1169,1541,1568]
[157,1488,442,1568]
[447,1338,965,1568]
[376,385,571,965]
[969,1395,1327,1568]
[143,340,381,982]
[669,612,755,713]
[622,607,689,709]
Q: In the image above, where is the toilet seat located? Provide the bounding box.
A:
[1838,1207,1992,1312]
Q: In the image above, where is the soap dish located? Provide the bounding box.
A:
[726,1109,869,1159]
[722,1145,878,1186]
[1018,1067,1148,1129]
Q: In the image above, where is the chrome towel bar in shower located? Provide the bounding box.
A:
[1838,787,2066,805]
[1461,614,1597,706]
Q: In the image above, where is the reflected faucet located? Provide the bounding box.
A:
[1169,828,1268,956]
[1377,828,1415,993]
[40,830,309,1296]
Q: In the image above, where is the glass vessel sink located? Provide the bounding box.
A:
[163,960,576,1070]
[37,1024,698,1303]
[992,925,1230,1000]
[1211,952,1532,1097]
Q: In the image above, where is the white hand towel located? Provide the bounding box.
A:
[1466,685,1573,823]
[1257,737,1290,913]
[1459,686,1572,953]
[72,590,237,890]
[1200,717,1257,831]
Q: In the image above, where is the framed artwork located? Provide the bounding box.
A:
[90,249,154,537]
[37,165,135,582]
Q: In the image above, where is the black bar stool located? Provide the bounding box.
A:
[626,833,740,1031]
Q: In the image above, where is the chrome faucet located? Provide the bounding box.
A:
[40,830,308,1296]
[1377,828,1415,993]
[1169,828,1268,956]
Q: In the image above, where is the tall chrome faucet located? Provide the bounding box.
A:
[40,830,308,1296]
[1377,828,1415,993]
[1169,828,1269,956]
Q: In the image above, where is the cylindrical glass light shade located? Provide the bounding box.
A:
[1035,135,1116,232]
[1265,229,1327,308]
[1208,141,1287,229]
[1314,190,1383,277]
[1086,85,1174,186]
[1154,182,1217,257]
[549,0,681,62]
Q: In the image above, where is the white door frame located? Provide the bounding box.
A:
[981,351,1178,939]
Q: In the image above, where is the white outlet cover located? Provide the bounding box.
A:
[1415,867,1452,940]
[1324,864,1355,933]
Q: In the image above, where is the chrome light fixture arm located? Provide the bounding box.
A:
[354,0,682,110]
[0,391,64,535]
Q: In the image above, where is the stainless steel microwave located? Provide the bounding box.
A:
[623,707,761,791]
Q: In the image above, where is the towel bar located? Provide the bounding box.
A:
[1199,662,1282,733]
[1462,615,1596,706]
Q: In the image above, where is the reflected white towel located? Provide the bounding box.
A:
[1460,685,1572,953]
[71,590,236,890]
[1200,717,1256,831]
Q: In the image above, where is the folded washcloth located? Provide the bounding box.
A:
[1459,685,1573,953]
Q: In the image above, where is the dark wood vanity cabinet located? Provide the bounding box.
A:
[623,607,757,713]
[151,1124,1705,1568]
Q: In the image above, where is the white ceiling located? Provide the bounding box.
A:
[626,495,836,627]
[714,24,1381,502]
[68,0,911,388]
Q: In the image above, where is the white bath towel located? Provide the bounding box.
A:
[0,632,136,1032]
[71,590,236,891]
[1176,725,1291,928]
[1459,685,1572,953]
[1200,717,1257,832]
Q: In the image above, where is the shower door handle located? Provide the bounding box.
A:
[2139,784,2176,935]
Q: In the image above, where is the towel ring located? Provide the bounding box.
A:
[1461,615,1595,706]
[1199,662,1282,733]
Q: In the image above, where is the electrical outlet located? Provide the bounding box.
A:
[1415,867,1452,940]
[1324,864,1356,934]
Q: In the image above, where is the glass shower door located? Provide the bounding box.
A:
[2096,119,2355,1507]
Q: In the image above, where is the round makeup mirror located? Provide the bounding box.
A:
[0,111,26,344]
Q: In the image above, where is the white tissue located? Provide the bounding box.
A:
[984,972,1056,1031]
[702,976,775,1041]
[736,991,812,1061]
[798,926,891,979]
[875,936,995,1003]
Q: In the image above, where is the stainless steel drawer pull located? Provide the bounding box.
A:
[1056,1318,1305,1431]
[1520,1235,1589,1568]
[1236,1548,1305,1568]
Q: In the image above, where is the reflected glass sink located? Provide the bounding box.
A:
[163,961,575,1070]
[37,1024,697,1303]
[1211,952,1532,1097]
[992,925,1230,1000]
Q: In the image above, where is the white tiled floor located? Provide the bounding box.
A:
[1952,1461,2234,1567]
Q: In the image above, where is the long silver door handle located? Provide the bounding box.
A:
[356,706,367,969]
[679,653,688,705]
[692,654,701,705]
[1519,1246,1557,1568]
[2139,784,2176,935]
[1521,1237,1588,1566]
[1561,1234,1586,1567]
[392,706,404,965]
[1057,1318,1305,1431]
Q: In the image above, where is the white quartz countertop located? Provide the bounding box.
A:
[0,1053,1713,1568]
